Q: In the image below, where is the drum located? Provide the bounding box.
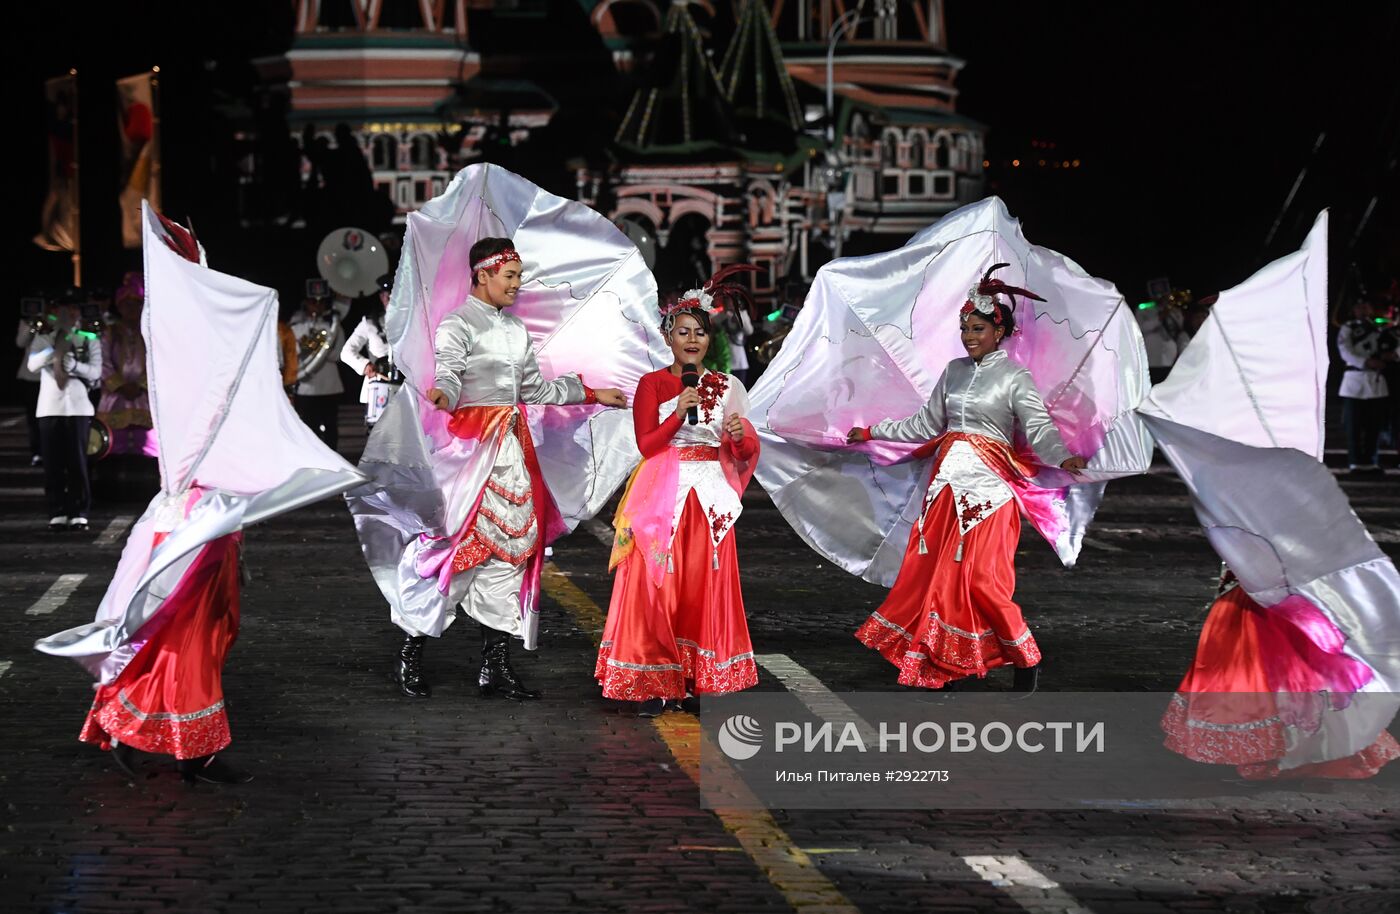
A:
[366,380,395,426]
[86,418,113,461]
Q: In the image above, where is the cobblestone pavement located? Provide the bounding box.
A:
[1,406,1398,914]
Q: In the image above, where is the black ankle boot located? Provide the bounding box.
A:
[478,624,541,701]
[1012,665,1040,696]
[392,634,431,699]
[178,754,253,785]
[110,742,139,778]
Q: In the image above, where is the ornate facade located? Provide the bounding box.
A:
[246,1,985,304]
[578,0,985,304]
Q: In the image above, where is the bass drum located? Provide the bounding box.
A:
[86,417,113,461]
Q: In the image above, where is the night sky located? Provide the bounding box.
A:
[946,1,1400,301]
[8,2,1400,315]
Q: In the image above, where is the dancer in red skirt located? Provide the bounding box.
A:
[1162,567,1399,779]
[847,267,1085,692]
[78,490,247,782]
[36,205,363,785]
[598,272,760,716]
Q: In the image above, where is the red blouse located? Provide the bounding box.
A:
[632,369,758,462]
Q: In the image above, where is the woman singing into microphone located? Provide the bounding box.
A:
[597,272,761,717]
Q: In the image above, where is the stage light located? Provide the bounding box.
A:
[1138,302,1156,310]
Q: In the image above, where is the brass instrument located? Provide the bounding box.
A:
[20,297,52,334]
[294,311,341,384]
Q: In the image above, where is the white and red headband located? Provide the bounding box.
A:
[472,248,522,275]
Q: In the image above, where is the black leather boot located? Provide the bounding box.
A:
[392,634,431,699]
[1011,664,1040,696]
[178,755,253,785]
[478,624,541,700]
[110,741,139,778]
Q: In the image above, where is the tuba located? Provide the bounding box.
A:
[318,226,390,298]
[295,311,341,384]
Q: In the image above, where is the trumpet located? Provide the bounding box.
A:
[20,297,52,335]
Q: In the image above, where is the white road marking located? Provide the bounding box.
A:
[963,855,1096,913]
[759,654,1098,914]
[24,574,87,616]
[755,653,881,748]
[94,515,135,546]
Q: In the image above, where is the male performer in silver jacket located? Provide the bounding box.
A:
[394,236,626,700]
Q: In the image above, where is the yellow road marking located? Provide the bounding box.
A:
[542,564,863,914]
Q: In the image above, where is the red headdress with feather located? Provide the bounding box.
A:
[156,212,201,265]
[661,264,761,329]
[960,262,1045,328]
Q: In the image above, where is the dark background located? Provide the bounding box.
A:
[7,2,1399,360]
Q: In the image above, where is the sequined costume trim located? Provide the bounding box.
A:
[855,609,1041,689]
[595,639,758,701]
[80,691,232,761]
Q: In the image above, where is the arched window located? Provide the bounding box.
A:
[409,134,435,169]
[907,129,929,169]
[932,131,951,170]
[881,129,902,168]
[371,134,398,171]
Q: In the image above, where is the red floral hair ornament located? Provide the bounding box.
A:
[960,262,1045,330]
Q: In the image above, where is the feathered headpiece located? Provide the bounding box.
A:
[661,264,761,329]
[157,213,200,265]
[961,262,1045,327]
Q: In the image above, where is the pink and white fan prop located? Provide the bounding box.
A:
[1140,211,1400,768]
[750,197,1153,585]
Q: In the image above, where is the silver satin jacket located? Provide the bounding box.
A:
[871,349,1071,466]
[433,296,586,407]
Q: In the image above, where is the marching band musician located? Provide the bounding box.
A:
[98,272,155,457]
[15,306,44,466]
[340,272,398,427]
[27,293,102,530]
[1337,297,1397,472]
[289,278,347,450]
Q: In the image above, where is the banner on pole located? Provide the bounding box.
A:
[117,71,160,249]
[34,74,79,254]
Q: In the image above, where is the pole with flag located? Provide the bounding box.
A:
[117,69,161,249]
[34,70,81,286]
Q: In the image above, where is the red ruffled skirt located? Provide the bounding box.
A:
[856,487,1040,688]
[596,490,758,701]
[1161,586,1399,779]
[79,533,242,760]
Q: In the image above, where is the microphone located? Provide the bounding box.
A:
[681,363,699,425]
